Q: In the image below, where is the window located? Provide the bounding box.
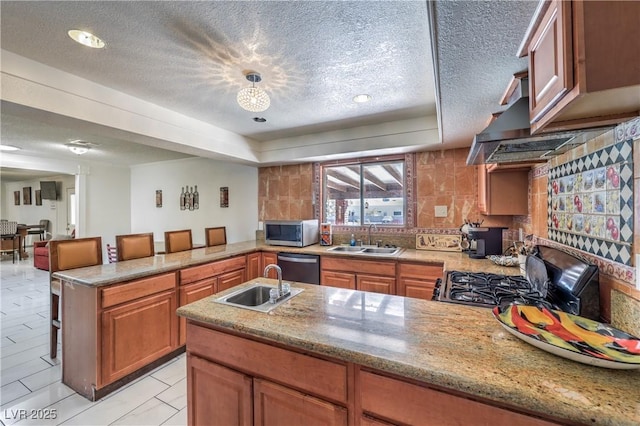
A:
[322,158,406,226]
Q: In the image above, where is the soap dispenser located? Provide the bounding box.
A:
[350,234,356,246]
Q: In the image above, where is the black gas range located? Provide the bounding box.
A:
[432,245,601,321]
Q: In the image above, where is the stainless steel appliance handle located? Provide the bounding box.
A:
[277,255,318,264]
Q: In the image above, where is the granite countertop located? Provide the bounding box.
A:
[52,241,519,287]
[178,279,640,426]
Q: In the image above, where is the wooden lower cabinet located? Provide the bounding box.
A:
[360,370,557,426]
[186,323,349,426]
[321,270,356,290]
[185,323,561,426]
[262,252,278,278]
[357,274,395,295]
[246,252,262,280]
[321,257,396,295]
[101,289,177,385]
[254,379,347,426]
[398,262,443,300]
[188,354,252,426]
[218,268,245,292]
[179,278,216,346]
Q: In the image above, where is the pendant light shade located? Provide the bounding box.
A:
[237,72,270,112]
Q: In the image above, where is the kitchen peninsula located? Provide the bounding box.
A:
[52,240,638,425]
[178,279,639,426]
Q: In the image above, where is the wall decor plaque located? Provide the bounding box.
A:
[14,191,20,206]
[416,233,462,251]
[548,140,633,265]
[35,189,42,206]
[220,187,229,208]
[23,187,32,205]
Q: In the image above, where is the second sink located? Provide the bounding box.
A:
[214,283,304,313]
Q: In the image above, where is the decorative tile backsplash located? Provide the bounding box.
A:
[548,140,634,265]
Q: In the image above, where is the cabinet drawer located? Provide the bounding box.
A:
[360,371,556,426]
[180,256,246,285]
[398,262,443,279]
[101,273,176,308]
[322,257,396,276]
[187,324,348,404]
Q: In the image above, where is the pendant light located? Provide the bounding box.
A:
[237,72,270,112]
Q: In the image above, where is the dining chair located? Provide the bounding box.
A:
[205,226,227,247]
[164,229,192,253]
[115,232,154,261]
[48,237,102,358]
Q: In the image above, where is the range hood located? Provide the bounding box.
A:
[466,78,612,165]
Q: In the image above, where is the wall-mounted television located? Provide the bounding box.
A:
[40,181,58,200]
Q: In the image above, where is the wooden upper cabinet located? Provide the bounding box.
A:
[478,165,529,215]
[529,0,573,124]
[524,0,640,133]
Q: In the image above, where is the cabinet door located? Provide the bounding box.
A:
[479,167,529,216]
[101,290,177,385]
[187,354,252,426]
[262,252,278,278]
[218,268,245,293]
[246,252,262,280]
[529,0,573,123]
[398,263,443,300]
[357,274,396,295]
[254,378,347,426]
[179,278,216,346]
[321,270,356,290]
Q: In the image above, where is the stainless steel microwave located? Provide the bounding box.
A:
[264,220,319,247]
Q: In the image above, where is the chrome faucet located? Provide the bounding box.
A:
[263,264,284,296]
[368,223,378,245]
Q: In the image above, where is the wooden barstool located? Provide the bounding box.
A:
[205,226,227,247]
[48,237,102,358]
[164,229,192,253]
[116,232,154,261]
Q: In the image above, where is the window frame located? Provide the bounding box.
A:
[319,154,415,229]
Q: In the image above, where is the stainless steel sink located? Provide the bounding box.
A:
[361,247,402,255]
[214,283,303,313]
[327,245,403,256]
[327,246,366,252]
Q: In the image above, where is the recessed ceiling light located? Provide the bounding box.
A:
[0,145,20,151]
[253,117,267,123]
[68,30,105,49]
[353,94,372,103]
[66,141,92,155]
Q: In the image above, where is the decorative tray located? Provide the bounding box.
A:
[492,303,640,369]
[486,255,519,267]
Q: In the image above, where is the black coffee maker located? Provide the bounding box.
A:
[466,227,506,259]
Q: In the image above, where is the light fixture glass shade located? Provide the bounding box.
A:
[67,144,90,155]
[237,87,271,112]
[68,30,105,48]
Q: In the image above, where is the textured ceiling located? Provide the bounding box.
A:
[0,0,538,178]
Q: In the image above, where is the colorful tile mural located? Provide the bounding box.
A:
[548,140,634,265]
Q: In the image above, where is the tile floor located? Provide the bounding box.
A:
[0,250,187,425]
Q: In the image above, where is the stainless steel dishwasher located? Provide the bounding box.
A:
[277,252,320,285]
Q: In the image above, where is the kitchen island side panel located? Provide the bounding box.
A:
[62,280,100,399]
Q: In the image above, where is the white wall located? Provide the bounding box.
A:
[1,174,75,240]
[82,164,132,249]
[130,158,258,245]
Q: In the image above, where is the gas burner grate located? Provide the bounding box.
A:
[443,270,554,308]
